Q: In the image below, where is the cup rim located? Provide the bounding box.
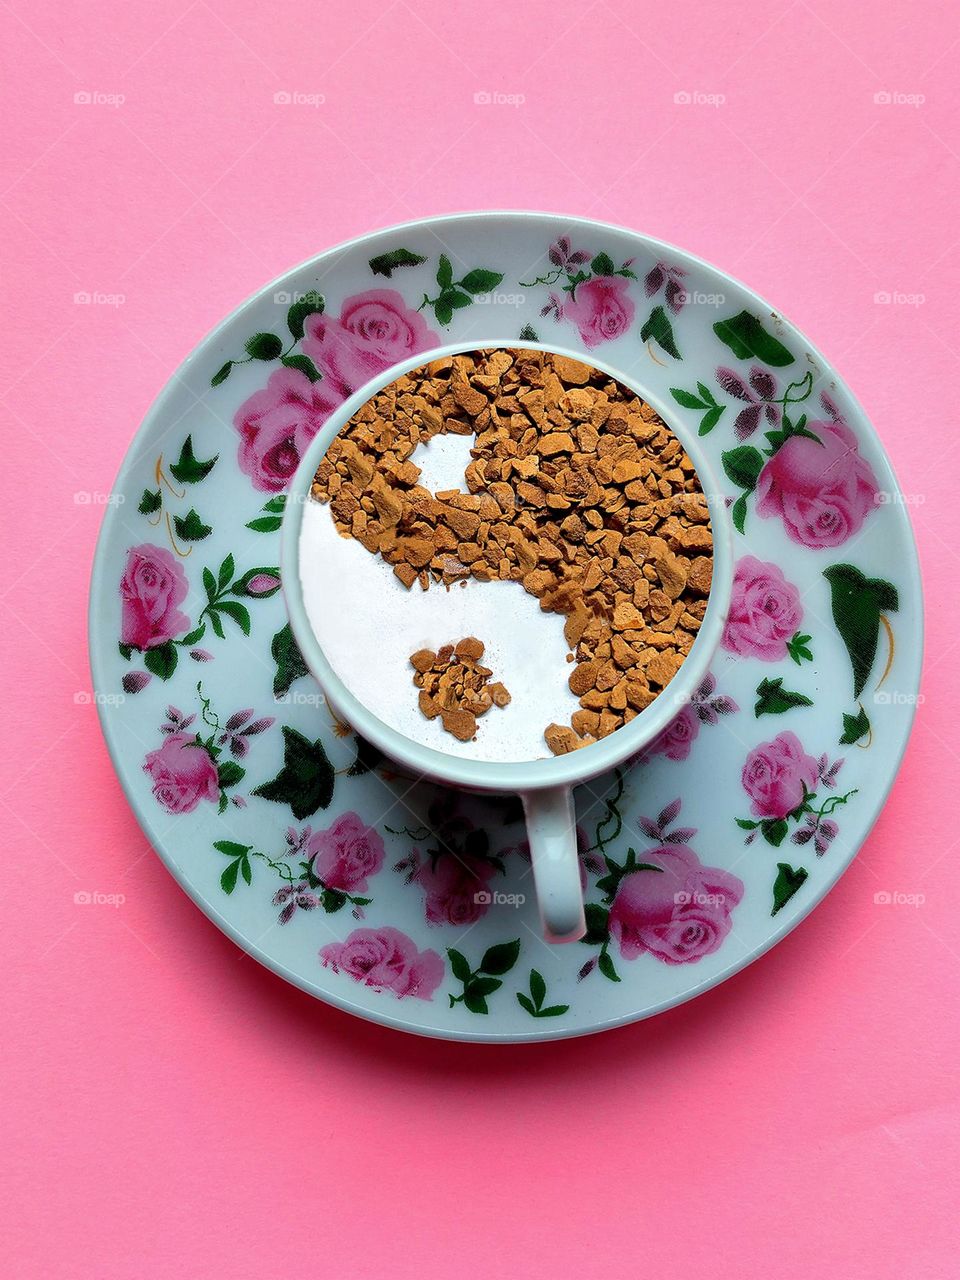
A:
[280,340,733,793]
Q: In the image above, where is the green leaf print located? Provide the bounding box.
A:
[368,248,427,278]
[641,305,681,360]
[714,311,794,366]
[271,622,309,699]
[169,435,218,485]
[251,726,334,819]
[447,939,520,1015]
[771,862,809,915]
[754,677,813,717]
[840,705,871,746]
[517,969,569,1018]
[823,564,899,700]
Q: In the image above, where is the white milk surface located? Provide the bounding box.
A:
[299,469,581,764]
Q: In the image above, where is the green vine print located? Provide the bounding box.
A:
[417,254,504,327]
[212,292,326,386]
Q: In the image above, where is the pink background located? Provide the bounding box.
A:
[2,1,957,1275]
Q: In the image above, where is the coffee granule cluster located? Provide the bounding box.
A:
[311,348,713,754]
[409,636,511,743]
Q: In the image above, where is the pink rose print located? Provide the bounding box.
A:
[307,812,385,894]
[414,853,497,927]
[302,289,439,396]
[722,556,804,661]
[319,927,443,1000]
[563,276,635,348]
[741,731,819,820]
[143,733,219,814]
[643,705,700,762]
[233,367,345,493]
[120,545,190,650]
[608,845,744,965]
[755,421,879,548]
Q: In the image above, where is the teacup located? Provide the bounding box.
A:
[281,342,732,943]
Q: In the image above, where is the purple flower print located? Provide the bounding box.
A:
[688,672,739,724]
[273,883,320,924]
[792,814,839,856]
[121,671,151,695]
[638,674,738,764]
[715,365,783,440]
[644,261,688,314]
[548,236,591,272]
[216,708,274,759]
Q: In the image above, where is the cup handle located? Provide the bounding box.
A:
[521,787,586,943]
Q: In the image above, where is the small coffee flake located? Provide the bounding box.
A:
[410,637,511,743]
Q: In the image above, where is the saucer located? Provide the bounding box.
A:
[90,212,922,1041]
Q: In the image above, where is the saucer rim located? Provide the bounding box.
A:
[89,209,924,1042]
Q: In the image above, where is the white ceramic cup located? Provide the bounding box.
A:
[281,342,732,943]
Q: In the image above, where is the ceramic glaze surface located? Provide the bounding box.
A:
[90,213,922,1041]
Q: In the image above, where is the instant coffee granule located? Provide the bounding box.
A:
[312,348,713,755]
[410,636,511,742]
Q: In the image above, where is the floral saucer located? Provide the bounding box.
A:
[90,212,922,1041]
